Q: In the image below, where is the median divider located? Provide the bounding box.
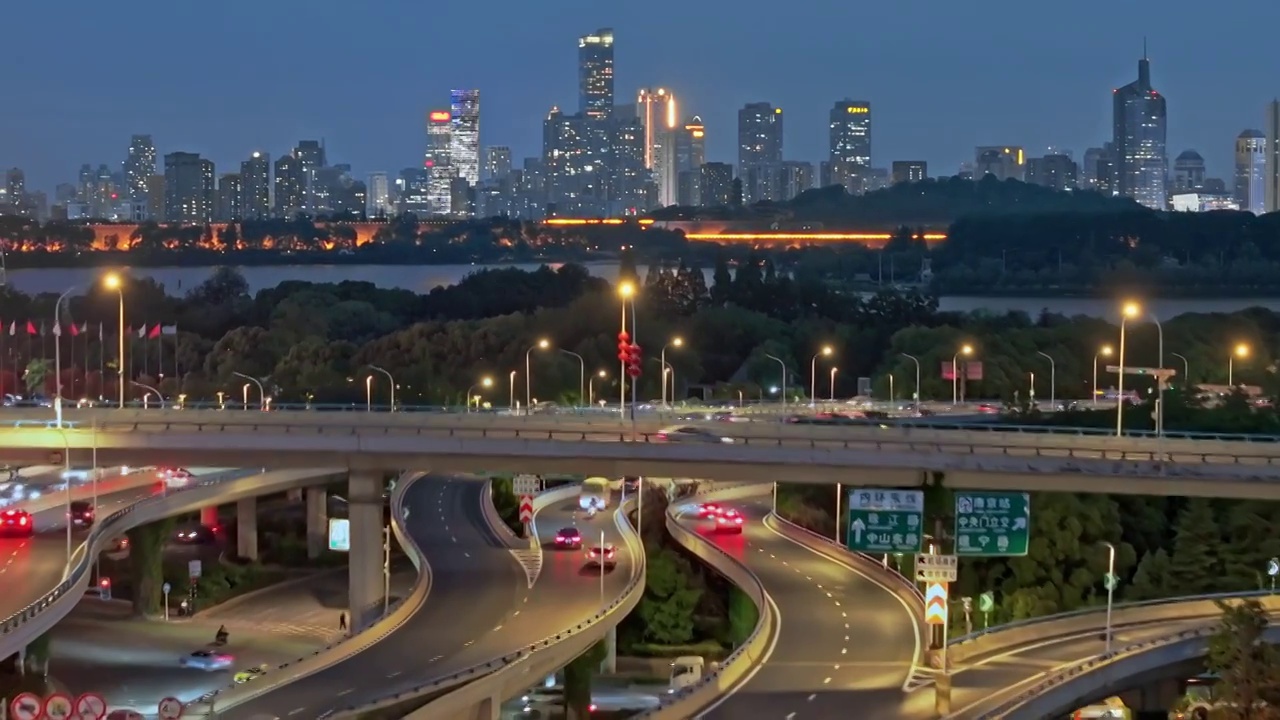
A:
[971,599,1280,719]
[632,484,778,720]
[192,470,434,717]
[479,480,525,550]
[947,589,1273,666]
[328,489,646,720]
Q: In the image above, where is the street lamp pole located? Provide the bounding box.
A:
[365,375,372,411]
[1116,304,1139,437]
[369,364,395,412]
[589,370,605,407]
[232,371,264,410]
[765,354,787,410]
[130,381,162,409]
[952,345,972,405]
[53,287,74,428]
[1093,346,1112,408]
[1036,351,1055,409]
[829,367,838,401]
[900,353,921,409]
[809,346,832,406]
[509,370,516,412]
[1171,353,1189,385]
[526,339,549,415]
[1104,541,1116,655]
[661,338,683,409]
[466,378,493,413]
[559,350,585,409]
[103,274,126,409]
[1229,344,1249,387]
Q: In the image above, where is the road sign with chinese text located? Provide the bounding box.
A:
[915,554,958,582]
[845,488,924,554]
[513,474,540,496]
[328,518,351,552]
[955,491,1031,556]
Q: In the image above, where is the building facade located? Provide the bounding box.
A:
[891,161,927,185]
[1026,154,1078,191]
[425,110,455,215]
[737,102,783,203]
[1112,56,1168,209]
[484,146,512,181]
[1266,101,1280,213]
[124,135,156,207]
[240,152,271,219]
[637,88,678,207]
[450,89,481,187]
[974,147,1026,181]
[1235,129,1266,214]
[163,152,214,223]
[578,28,614,120]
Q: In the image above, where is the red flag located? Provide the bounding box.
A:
[69,323,80,337]
[148,325,161,339]
[25,321,36,335]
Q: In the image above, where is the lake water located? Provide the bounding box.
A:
[5,262,1276,321]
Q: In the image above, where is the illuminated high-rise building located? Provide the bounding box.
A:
[1266,101,1280,213]
[1112,52,1167,209]
[829,100,871,167]
[674,116,706,206]
[425,110,455,215]
[215,173,242,222]
[974,146,1026,181]
[738,102,783,202]
[636,88,678,206]
[484,146,512,181]
[239,151,271,219]
[1235,130,1266,214]
[163,152,214,223]
[124,135,156,205]
[578,28,614,120]
[367,171,392,217]
[450,89,481,186]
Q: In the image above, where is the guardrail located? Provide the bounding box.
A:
[947,589,1271,665]
[326,488,647,719]
[479,480,526,550]
[972,601,1280,719]
[632,485,778,720]
[190,470,434,717]
[0,467,348,662]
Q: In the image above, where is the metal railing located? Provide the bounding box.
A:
[327,490,647,718]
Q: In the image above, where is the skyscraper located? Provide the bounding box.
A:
[1235,129,1267,214]
[578,28,615,120]
[738,102,783,203]
[1267,101,1280,213]
[215,174,243,222]
[450,89,481,186]
[163,152,214,223]
[637,88,678,206]
[675,116,706,171]
[1112,53,1168,209]
[367,172,392,217]
[974,147,1026,181]
[240,152,271,219]
[124,135,156,205]
[829,100,871,167]
[1171,150,1205,192]
[484,146,512,181]
[273,155,301,217]
[425,110,455,215]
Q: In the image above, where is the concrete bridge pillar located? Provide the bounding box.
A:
[306,486,328,559]
[602,625,617,674]
[236,497,258,561]
[348,470,384,632]
[200,505,218,528]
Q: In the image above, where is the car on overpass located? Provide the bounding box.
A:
[235,664,271,683]
[579,477,610,511]
[714,508,745,534]
[584,543,617,570]
[553,527,582,548]
[654,425,734,444]
[0,508,33,537]
[179,649,233,671]
[69,500,94,528]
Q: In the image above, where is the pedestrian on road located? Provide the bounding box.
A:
[339,612,347,631]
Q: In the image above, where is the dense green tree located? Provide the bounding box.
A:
[1170,499,1225,594]
[1127,549,1174,601]
[637,547,702,644]
[1206,599,1280,717]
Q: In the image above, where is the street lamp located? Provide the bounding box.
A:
[526,338,550,415]
[829,367,838,401]
[589,370,606,407]
[1103,541,1117,655]
[764,353,788,410]
[232,371,264,411]
[508,370,517,412]
[558,349,585,409]
[102,273,125,409]
[130,380,162,409]
[368,364,395,412]
[1116,302,1141,436]
[364,375,373,411]
[1229,343,1249,387]
[1036,351,1055,410]
[661,337,683,408]
[810,346,833,405]
[900,353,921,409]
[952,344,973,405]
[241,383,250,410]
[53,287,74,427]
[1171,352,1189,386]
[1093,345,1113,408]
[467,376,493,413]
[618,282,637,419]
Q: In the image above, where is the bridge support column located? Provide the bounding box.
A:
[236,498,258,561]
[306,487,328,559]
[933,673,951,717]
[602,625,617,674]
[199,505,218,528]
[348,470,384,633]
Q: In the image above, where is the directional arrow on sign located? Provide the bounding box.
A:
[850,518,865,543]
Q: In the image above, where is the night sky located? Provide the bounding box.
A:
[4,0,1276,191]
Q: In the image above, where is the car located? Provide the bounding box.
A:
[584,544,617,570]
[234,665,270,683]
[714,509,745,534]
[69,500,94,527]
[108,536,129,552]
[0,508,33,537]
[179,650,233,671]
[697,502,722,518]
[622,476,641,493]
[161,467,193,487]
[653,425,734,444]
[174,525,216,544]
[553,527,582,548]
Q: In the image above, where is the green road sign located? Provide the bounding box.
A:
[1103,572,1119,591]
[954,491,1031,556]
[846,488,924,554]
[978,591,994,613]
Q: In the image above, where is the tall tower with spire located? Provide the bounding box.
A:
[1111,44,1168,209]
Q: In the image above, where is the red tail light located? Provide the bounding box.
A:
[555,536,564,543]
[655,433,667,440]
[18,516,27,526]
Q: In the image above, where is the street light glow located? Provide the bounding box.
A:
[1235,343,1250,358]
[960,344,973,356]
[1122,302,1141,319]
[597,370,607,378]
[1100,345,1113,356]
[537,338,550,349]
[481,376,493,388]
[618,281,635,299]
[102,273,122,290]
[672,337,683,347]
[820,345,833,356]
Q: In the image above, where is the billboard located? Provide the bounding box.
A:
[940,361,983,381]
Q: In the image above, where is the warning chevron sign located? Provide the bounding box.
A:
[925,582,948,625]
[519,495,534,524]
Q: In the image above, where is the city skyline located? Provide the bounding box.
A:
[1,0,1277,193]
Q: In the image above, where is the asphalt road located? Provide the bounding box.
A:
[220,476,638,719]
[677,498,921,720]
[0,467,169,618]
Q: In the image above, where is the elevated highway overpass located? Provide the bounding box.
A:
[3,411,1280,499]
